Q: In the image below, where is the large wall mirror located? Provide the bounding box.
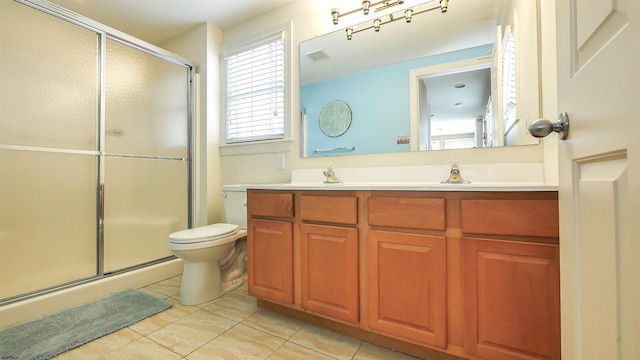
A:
[300,0,540,157]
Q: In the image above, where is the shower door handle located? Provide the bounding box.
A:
[99,183,105,222]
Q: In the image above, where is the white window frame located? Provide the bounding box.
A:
[220,22,292,156]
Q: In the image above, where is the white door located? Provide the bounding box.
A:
[556,0,639,359]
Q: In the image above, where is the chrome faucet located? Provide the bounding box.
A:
[323,166,342,184]
[441,162,470,184]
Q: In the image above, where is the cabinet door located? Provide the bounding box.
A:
[367,230,447,348]
[300,224,359,324]
[248,219,293,304]
[463,237,560,360]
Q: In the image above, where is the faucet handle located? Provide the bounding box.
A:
[323,165,342,183]
[442,162,470,184]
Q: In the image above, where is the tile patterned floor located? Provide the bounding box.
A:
[53,275,421,360]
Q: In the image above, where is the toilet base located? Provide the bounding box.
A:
[176,237,247,305]
[221,277,243,294]
[178,257,245,305]
[179,261,218,305]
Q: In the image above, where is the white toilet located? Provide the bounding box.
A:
[168,187,248,305]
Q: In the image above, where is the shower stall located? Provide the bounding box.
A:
[0,0,194,304]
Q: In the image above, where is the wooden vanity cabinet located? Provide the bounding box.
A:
[247,189,560,360]
[367,195,448,348]
[247,191,294,304]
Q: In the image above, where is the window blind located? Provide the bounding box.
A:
[502,32,516,110]
[224,33,285,143]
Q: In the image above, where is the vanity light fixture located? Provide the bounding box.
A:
[405,8,414,22]
[346,26,354,40]
[440,0,449,13]
[332,0,404,25]
[363,0,371,15]
[334,0,450,40]
[373,18,382,31]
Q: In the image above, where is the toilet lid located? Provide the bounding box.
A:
[168,223,240,244]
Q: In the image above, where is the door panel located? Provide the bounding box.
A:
[368,230,447,348]
[300,224,359,324]
[0,151,98,299]
[463,237,560,360]
[103,157,188,272]
[556,0,639,358]
[105,39,189,159]
[247,219,293,304]
[0,0,98,151]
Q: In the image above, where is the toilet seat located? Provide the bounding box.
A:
[169,223,239,245]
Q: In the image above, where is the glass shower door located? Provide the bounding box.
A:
[1,0,193,302]
[0,1,100,299]
[102,39,190,273]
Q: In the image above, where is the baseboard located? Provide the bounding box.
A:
[0,259,183,329]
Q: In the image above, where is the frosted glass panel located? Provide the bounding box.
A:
[0,1,98,150]
[0,150,98,300]
[105,40,189,158]
[103,157,188,272]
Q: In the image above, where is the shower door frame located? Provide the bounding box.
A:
[1,0,197,304]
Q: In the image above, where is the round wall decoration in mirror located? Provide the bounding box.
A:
[319,100,352,137]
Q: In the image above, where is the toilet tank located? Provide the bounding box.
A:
[221,186,247,229]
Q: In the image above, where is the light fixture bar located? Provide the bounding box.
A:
[345,2,442,39]
[375,0,406,12]
[332,0,405,25]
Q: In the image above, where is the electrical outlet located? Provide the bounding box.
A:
[276,153,285,170]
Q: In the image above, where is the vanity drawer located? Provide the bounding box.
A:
[368,197,446,231]
[248,192,294,218]
[461,199,559,238]
[299,195,358,224]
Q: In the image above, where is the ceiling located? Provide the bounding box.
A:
[47,0,298,45]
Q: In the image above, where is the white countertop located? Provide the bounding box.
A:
[222,164,558,192]
[224,182,557,192]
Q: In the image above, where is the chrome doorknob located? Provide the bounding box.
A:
[528,112,570,140]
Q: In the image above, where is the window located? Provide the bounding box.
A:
[221,23,291,155]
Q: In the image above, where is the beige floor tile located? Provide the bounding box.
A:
[289,323,362,360]
[53,327,142,359]
[186,324,284,360]
[137,287,170,299]
[100,337,182,360]
[144,275,182,298]
[241,308,306,340]
[268,342,336,360]
[353,342,422,360]
[146,309,236,356]
[129,297,197,336]
[201,290,259,322]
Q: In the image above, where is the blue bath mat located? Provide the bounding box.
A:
[0,289,172,359]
